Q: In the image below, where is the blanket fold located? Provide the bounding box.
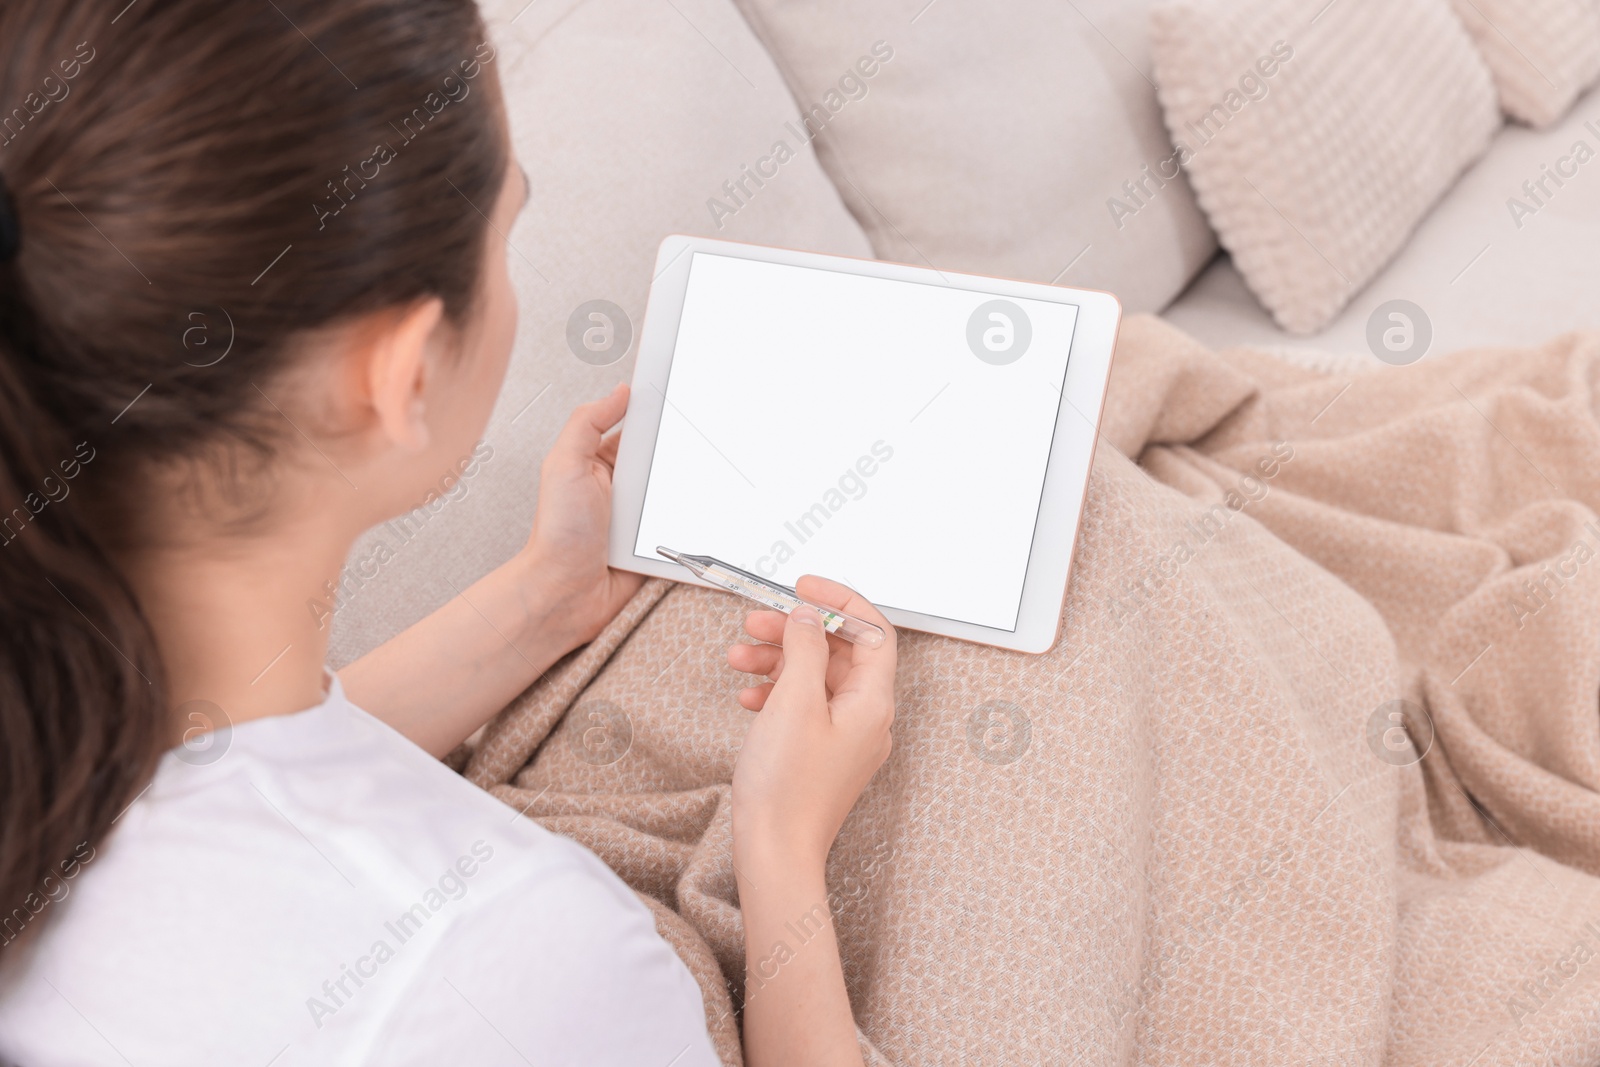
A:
[466,315,1600,1066]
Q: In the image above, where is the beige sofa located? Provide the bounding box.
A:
[329,0,1600,665]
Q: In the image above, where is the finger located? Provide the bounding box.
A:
[595,429,622,470]
[747,605,855,690]
[793,574,891,631]
[766,605,830,707]
[742,608,788,646]
[794,575,895,657]
[738,682,773,711]
[552,383,628,462]
[727,641,783,680]
[793,575,896,696]
[606,568,646,607]
[822,641,854,693]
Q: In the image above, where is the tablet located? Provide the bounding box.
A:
[608,236,1121,654]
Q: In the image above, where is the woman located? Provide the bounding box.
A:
[0,2,888,1063]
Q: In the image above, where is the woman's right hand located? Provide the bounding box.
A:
[726,576,897,871]
[726,577,893,1067]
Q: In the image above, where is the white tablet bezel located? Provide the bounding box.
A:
[607,235,1121,654]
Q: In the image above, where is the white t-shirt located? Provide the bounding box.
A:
[0,677,720,1066]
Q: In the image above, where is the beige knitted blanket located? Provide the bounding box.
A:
[463,315,1600,1066]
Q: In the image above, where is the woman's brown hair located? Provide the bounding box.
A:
[0,0,506,953]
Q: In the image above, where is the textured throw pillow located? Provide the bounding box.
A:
[729,0,1218,315]
[328,0,874,665]
[1449,0,1600,127]
[1150,0,1501,334]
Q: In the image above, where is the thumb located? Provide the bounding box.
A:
[554,384,628,461]
[771,606,830,705]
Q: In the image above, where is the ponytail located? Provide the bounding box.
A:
[0,340,163,952]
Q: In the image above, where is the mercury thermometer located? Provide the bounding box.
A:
[655,546,887,648]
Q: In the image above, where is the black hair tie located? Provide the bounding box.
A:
[0,176,19,263]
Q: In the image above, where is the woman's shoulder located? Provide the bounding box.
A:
[0,684,715,1066]
[76,678,603,915]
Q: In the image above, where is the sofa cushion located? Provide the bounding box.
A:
[1449,0,1600,128]
[328,0,874,665]
[1150,0,1501,335]
[728,0,1218,315]
[1161,84,1600,358]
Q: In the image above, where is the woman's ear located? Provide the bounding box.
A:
[364,297,446,453]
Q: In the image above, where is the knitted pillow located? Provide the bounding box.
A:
[1150,0,1501,334]
[1449,0,1600,127]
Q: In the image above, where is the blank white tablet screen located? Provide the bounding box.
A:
[633,252,1080,631]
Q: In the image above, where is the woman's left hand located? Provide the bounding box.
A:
[343,384,642,755]
[520,383,644,648]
